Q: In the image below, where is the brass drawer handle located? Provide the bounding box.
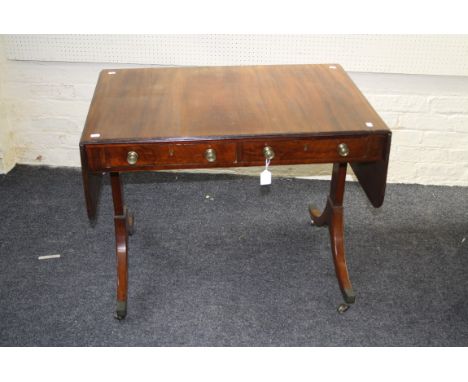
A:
[205,148,217,162]
[337,143,349,157]
[263,146,275,160]
[127,151,139,165]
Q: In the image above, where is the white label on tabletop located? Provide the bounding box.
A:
[365,122,374,128]
[90,133,101,138]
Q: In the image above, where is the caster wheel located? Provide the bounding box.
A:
[337,303,350,314]
[114,301,127,320]
[114,311,127,320]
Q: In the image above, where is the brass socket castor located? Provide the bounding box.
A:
[337,303,350,314]
[114,300,127,320]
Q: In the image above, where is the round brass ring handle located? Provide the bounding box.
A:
[127,151,139,165]
[263,146,275,160]
[205,148,217,162]
[337,143,349,157]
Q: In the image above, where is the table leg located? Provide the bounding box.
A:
[110,172,134,320]
[309,162,356,307]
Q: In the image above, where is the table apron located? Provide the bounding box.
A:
[83,134,388,172]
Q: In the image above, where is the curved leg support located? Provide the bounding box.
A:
[114,217,128,320]
[309,202,331,227]
[111,172,130,320]
[328,204,355,304]
[309,163,355,305]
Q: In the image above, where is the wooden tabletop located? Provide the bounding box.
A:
[81,64,389,144]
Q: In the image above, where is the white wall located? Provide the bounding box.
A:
[0,36,16,173]
[5,35,468,76]
[1,36,468,185]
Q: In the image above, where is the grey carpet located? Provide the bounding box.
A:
[0,165,467,346]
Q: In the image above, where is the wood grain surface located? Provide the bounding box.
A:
[80,64,390,144]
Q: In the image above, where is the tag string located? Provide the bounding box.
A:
[265,159,270,169]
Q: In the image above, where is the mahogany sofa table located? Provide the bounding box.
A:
[79,64,391,319]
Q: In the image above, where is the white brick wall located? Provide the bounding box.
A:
[352,72,468,186]
[1,37,467,185]
[0,37,16,173]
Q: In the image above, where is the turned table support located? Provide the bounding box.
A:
[309,162,356,307]
[110,172,134,320]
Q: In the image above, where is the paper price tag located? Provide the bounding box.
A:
[260,169,272,185]
[260,159,272,185]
